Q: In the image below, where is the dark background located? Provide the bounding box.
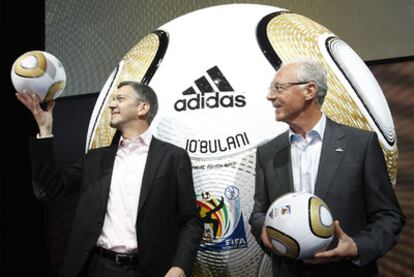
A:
[2,1,49,276]
[1,1,413,276]
[1,1,96,276]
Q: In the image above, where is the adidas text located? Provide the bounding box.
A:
[174,92,246,112]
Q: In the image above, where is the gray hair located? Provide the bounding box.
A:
[117,81,158,125]
[281,58,328,107]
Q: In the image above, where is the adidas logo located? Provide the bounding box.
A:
[174,66,246,112]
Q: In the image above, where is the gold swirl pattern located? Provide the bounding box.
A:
[309,196,334,238]
[266,226,300,258]
[89,33,160,149]
[45,81,65,103]
[14,51,46,78]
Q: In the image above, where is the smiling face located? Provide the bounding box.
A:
[267,63,308,124]
[108,85,143,130]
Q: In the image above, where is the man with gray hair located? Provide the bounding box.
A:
[16,81,203,277]
[249,58,404,276]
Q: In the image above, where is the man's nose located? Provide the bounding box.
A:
[108,100,117,108]
[267,91,276,101]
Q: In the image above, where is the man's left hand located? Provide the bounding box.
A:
[304,220,358,264]
[165,266,185,277]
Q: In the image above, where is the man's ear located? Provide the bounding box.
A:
[304,82,317,101]
[137,102,150,116]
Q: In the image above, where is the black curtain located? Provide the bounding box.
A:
[1,1,49,276]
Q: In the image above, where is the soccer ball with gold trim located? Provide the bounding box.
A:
[265,192,334,260]
[11,50,66,102]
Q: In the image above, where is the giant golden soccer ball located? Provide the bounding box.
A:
[86,4,397,276]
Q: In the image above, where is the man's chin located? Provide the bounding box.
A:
[275,113,283,122]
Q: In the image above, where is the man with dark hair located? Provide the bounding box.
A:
[16,81,203,277]
[249,58,405,277]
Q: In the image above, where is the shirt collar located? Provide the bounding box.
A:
[118,128,153,149]
[289,113,326,144]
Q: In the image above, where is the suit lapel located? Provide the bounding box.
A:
[99,145,118,215]
[314,118,347,199]
[272,132,294,195]
[138,137,166,213]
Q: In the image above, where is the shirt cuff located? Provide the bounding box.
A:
[37,133,54,139]
[351,257,361,265]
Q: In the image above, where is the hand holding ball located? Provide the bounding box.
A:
[265,192,334,260]
[11,51,66,103]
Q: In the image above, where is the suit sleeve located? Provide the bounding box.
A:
[29,137,83,200]
[352,133,405,265]
[249,148,271,254]
[171,150,203,276]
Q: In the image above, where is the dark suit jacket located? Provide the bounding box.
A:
[249,118,405,277]
[29,136,203,277]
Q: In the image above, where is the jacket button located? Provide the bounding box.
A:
[85,250,89,255]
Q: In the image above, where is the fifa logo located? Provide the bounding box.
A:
[197,186,247,250]
[174,66,246,112]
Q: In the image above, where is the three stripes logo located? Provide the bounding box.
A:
[174,66,246,112]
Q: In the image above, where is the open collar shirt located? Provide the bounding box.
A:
[289,114,326,194]
[96,129,152,253]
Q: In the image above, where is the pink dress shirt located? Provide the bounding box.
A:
[96,129,152,253]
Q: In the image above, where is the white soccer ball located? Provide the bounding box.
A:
[265,192,334,260]
[11,50,66,102]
